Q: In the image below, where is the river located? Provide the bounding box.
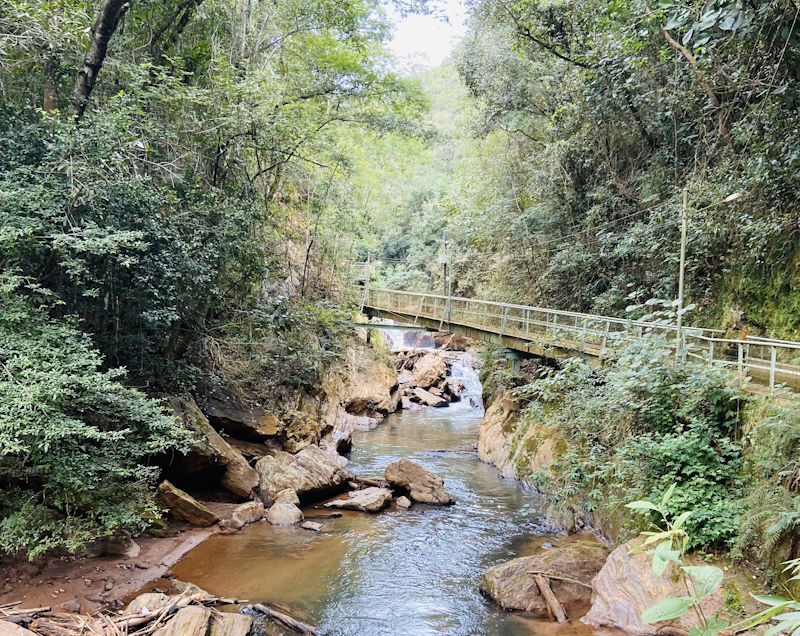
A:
[168,354,602,635]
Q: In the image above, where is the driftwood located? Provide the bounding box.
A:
[526,569,593,589]
[349,475,390,489]
[1,592,244,636]
[251,603,321,636]
[533,574,568,624]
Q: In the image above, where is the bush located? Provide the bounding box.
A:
[515,338,745,551]
[0,274,192,558]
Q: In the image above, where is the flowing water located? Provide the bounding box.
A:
[170,353,603,636]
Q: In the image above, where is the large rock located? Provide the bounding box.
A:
[411,387,448,408]
[203,388,280,440]
[255,444,350,503]
[324,487,393,513]
[343,356,398,416]
[584,539,724,634]
[384,458,454,505]
[168,397,260,499]
[153,606,210,636]
[480,542,609,616]
[226,501,265,529]
[411,353,447,390]
[155,480,219,527]
[209,613,252,636]
[266,501,303,526]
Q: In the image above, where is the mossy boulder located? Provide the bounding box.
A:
[480,541,609,617]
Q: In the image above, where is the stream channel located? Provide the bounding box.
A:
[168,343,603,636]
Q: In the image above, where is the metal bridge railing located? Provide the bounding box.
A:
[362,288,800,394]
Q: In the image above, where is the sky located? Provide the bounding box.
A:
[386,0,468,71]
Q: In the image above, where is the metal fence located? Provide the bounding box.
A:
[362,287,800,394]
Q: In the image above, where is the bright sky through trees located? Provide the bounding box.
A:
[387,0,467,70]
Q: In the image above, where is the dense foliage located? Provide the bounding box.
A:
[360,0,800,340]
[0,0,426,556]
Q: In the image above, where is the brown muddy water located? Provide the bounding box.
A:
[169,358,614,636]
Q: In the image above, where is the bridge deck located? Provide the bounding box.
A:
[362,288,800,394]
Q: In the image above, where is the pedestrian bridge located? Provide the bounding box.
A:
[360,287,800,394]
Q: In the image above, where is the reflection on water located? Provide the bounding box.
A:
[171,356,607,636]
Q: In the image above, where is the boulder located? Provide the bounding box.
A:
[396,496,412,509]
[301,521,324,532]
[203,388,280,440]
[324,487,393,513]
[444,379,465,400]
[155,481,219,527]
[226,501,265,529]
[209,613,252,636]
[583,538,724,634]
[410,353,447,389]
[168,397,260,499]
[255,444,350,503]
[266,501,303,526]
[82,530,140,558]
[343,357,398,415]
[167,580,211,598]
[412,387,448,408]
[153,607,209,636]
[275,488,300,505]
[480,542,609,617]
[127,592,171,614]
[320,411,377,456]
[384,458,454,505]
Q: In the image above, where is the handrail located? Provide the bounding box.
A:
[362,287,800,394]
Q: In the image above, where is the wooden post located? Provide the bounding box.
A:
[737,342,744,384]
[770,346,777,392]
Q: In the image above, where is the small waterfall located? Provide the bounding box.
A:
[373,320,434,352]
[447,354,484,413]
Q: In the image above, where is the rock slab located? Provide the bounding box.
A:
[385,458,454,505]
[324,487,393,513]
[227,501,265,529]
[155,480,219,526]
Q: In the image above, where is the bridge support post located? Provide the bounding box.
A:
[505,349,523,374]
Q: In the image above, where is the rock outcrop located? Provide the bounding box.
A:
[384,458,454,505]
[203,388,280,440]
[477,392,563,482]
[324,487,393,512]
[255,444,350,503]
[480,542,609,617]
[583,539,724,634]
[167,397,260,499]
[342,355,399,416]
[411,387,448,407]
[155,481,219,526]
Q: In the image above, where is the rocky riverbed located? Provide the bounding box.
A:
[0,329,750,636]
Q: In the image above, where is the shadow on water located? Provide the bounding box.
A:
[170,355,613,636]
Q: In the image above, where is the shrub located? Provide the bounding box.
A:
[0,274,192,558]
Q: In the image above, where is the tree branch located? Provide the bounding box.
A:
[73,0,130,119]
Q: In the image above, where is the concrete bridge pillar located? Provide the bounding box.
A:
[504,348,524,374]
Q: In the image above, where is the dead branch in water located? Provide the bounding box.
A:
[532,574,568,624]
[251,603,322,635]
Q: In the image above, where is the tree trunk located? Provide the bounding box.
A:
[73,0,130,119]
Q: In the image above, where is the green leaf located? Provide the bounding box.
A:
[683,565,723,600]
[626,500,661,513]
[642,597,694,624]
[673,510,692,530]
[660,483,676,506]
